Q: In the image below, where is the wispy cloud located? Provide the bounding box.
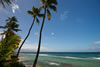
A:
[89,47,100,50]
[18,40,53,52]
[10,0,19,13]
[51,32,55,36]
[93,41,100,45]
[76,18,84,24]
[87,41,100,51]
[34,32,39,36]
[60,10,69,20]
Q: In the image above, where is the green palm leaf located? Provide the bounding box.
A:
[49,5,57,13]
[39,6,43,11]
[47,9,51,20]
[36,17,40,24]
[0,16,20,35]
[0,26,6,29]
[27,10,33,15]
[32,6,35,12]
[40,0,46,4]
[38,14,44,17]
[48,0,58,5]
[11,16,18,22]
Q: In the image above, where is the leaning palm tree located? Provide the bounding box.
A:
[0,16,21,66]
[16,6,43,58]
[33,0,58,67]
[0,0,13,8]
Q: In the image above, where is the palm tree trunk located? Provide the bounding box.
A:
[17,18,36,58]
[33,7,46,67]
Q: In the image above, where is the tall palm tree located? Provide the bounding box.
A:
[33,0,58,67]
[0,16,21,64]
[0,0,13,8]
[16,6,43,58]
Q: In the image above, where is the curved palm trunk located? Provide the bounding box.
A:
[17,18,36,58]
[33,7,46,67]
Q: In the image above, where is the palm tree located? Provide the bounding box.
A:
[0,0,13,8]
[0,16,21,66]
[33,0,58,67]
[0,16,21,48]
[0,16,21,37]
[16,6,43,58]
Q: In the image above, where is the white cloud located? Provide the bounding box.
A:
[88,47,100,50]
[60,10,69,20]
[10,0,19,13]
[95,41,100,44]
[51,32,55,36]
[93,41,100,45]
[18,41,52,52]
[34,32,39,36]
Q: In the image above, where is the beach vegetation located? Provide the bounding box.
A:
[0,16,25,67]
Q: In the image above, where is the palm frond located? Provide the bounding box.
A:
[0,34,21,61]
[0,0,5,8]
[11,16,18,22]
[36,17,40,24]
[32,6,35,12]
[1,16,20,33]
[47,9,51,20]
[40,0,46,4]
[49,5,57,13]
[38,14,44,17]
[13,29,21,32]
[48,0,58,5]
[0,26,7,29]
[39,6,43,11]
[5,0,12,4]
[0,0,13,8]
[27,10,33,15]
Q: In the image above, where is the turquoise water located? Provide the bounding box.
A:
[19,52,100,67]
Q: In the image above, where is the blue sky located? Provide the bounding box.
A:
[0,0,100,52]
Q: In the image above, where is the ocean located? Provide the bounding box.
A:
[19,52,100,67]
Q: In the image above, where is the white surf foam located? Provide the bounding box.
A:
[23,53,100,60]
[40,54,49,56]
[64,56,83,59]
[91,57,100,60]
[49,62,60,66]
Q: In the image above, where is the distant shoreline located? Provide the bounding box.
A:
[20,52,100,53]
